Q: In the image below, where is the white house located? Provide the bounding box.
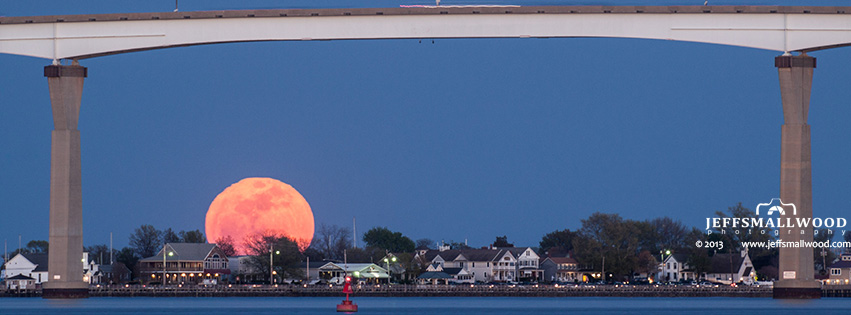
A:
[662,253,696,282]
[504,247,543,282]
[318,262,389,284]
[423,262,474,284]
[3,253,49,285]
[416,248,524,283]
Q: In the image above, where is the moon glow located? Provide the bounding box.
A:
[205,177,314,255]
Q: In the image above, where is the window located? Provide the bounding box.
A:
[473,262,475,267]
[831,268,841,276]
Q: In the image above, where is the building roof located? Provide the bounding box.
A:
[298,261,327,269]
[503,247,539,258]
[99,264,113,273]
[140,243,219,262]
[458,249,504,262]
[417,271,452,279]
[544,257,578,265]
[442,267,463,276]
[22,253,49,272]
[318,262,388,277]
[7,274,35,280]
[666,253,689,264]
[708,253,745,274]
[829,260,851,269]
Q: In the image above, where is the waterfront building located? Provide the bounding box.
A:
[541,257,579,283]
[827,253,851,285]
[5,274,36,290]
[424,262,473,284]
[703,250,755,285]
[227,255,255,283]
[662,253,696,282]
[3,253,48,285]
[317,262,389,284]
[293,261,325,284]
[503,247,544,282]
[138,243,230,285]
[416,247,534,283]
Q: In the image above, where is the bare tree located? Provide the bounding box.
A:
[314,224,351,261]
[129,224,163,258]
[415,238,435,250]
[243,231,304,281]
[215,235,237,257]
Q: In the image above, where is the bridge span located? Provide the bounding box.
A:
[0,6,841,299]
[1,6,851,60]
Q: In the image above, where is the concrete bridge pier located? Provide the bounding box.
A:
[42,62,88,299]
[772,54,820,299]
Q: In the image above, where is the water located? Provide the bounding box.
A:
[2,297,849,314]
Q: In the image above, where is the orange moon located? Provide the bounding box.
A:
[205,177,314,255]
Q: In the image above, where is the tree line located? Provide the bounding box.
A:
[3,202,841,283]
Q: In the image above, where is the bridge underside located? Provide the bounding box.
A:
[2,6,851,60]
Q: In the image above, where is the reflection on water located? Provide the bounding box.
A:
[3,297,851,314]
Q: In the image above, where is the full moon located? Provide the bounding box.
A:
[205,177,314,255]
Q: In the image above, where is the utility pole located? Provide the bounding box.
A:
[353,217,357,248]
[110,232,113,264]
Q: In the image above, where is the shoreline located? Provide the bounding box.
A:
[2,284,777,298]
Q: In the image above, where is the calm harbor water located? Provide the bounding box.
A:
[2,297,849,314]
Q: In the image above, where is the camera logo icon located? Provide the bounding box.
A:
[756,198,796,216]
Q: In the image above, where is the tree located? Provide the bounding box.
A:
[215,235,238,257]
[314,224,351,261]
[539,229,577,256]
[638,217,689,254]
[684,228,712,276]
[163,228,180,243]
[572,212,640,281]
[129,224,163,258]
[243,231,305,281]
[635,250,659,276]
[493,235,514,248]
[362,227,415,253]
[415,238,434,250]
[84,244,116,264]
[179,230,206,243]
[26,240,49,253]
[345,246,385,263]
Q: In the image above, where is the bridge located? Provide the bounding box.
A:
[1,6,845,298]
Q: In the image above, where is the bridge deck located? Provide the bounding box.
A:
[1,6,850,25]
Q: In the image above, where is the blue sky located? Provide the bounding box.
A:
[2,0,851,251]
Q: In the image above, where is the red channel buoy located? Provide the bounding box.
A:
[336,276,358,312]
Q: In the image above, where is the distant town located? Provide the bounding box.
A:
[3,203,851,294]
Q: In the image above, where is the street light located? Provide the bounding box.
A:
[270,243,280,285]
[382,256,397,284]
[162,245,174,287]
